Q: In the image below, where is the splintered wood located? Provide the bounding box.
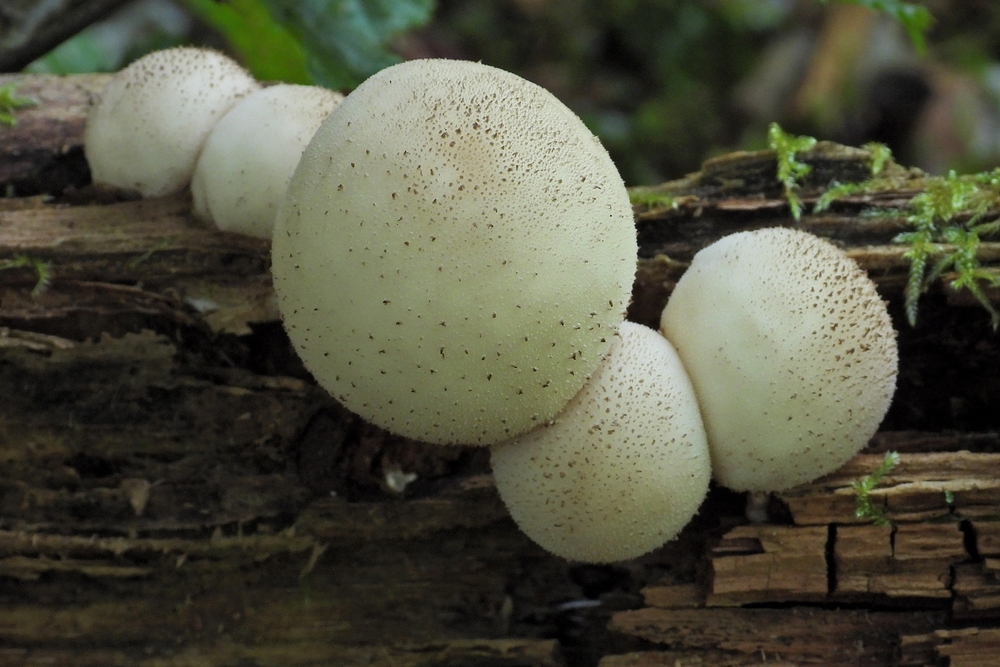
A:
[901,628,1000,667]
[709,525,829,605]
[609,606,945,666]
[605,442,1000,666]
[703,448,999,607]
[780,451,1000,525]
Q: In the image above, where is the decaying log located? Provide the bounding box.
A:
[0,73,998,666]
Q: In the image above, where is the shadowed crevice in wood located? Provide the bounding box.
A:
[826,523,837,596]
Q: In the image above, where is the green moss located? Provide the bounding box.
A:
[894,170,1000,329]
[0,83,37,126]
[811,143,894,212]
[865,142,893,176]
[852,451,899,527]
[0,255,52,296]
[628,188,678,211]
[812,141,1000,330]
[767,122,817,222]
[126,238,175,268]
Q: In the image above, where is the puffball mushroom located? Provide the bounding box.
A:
[660,227,898,492]
[191,84,344,239]
[272,58,637,446]
[490,321,711,563]
[84,47,259,197]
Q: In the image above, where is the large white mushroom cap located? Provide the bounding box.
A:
[191,84,344,239]
[660,227,898,492]
[490,321,711,563]
[84,47,259,197]
[272,58,637,445]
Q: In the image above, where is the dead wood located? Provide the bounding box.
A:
[0,73,997,667]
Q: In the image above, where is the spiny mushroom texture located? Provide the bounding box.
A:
[490,322,711,563]
[660,227,898,491]
[84,47,259,197]
[272,59,637,446]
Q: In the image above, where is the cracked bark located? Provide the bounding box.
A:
[0,73,997,667]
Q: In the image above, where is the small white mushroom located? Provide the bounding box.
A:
[272,58,637,446]
[660,227,898,492]
[191,84,344,239]
[490,322,711,563]
[84,47,259,197]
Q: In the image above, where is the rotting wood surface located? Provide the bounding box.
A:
[0,73,997,667]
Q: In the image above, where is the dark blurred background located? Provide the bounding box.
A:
[4,0,1000,186]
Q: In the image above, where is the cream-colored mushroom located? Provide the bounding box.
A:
[84,47,259,197]
[490,321,711,563]
[660,227,898,491]
[272,58,637,446]
[191,84,344,239]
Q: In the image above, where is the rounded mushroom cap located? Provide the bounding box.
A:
[191,84,344,239]
[272,58,637,445]
[660,227,898,492]
[84,47,259,197]
[490,321,711,563]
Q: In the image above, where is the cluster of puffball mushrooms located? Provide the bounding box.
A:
[84,47,899,564]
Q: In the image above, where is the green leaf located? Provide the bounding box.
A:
[261,0,436,89]
[183,0,312,83]
[25,32,121,74]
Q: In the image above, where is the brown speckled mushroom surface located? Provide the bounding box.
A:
[660,227,898,491]
[84,47,259,197]
[490,321,711,563]
[272,58,637,446]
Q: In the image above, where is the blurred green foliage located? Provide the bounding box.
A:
[186,0,436,87]
[184,0,312,83]
[28,34,121,74]
[28,0,435,91]
[826,0,933,53]
[20,0,948,185]
[262,0,434,88]
[440,0,768,184]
